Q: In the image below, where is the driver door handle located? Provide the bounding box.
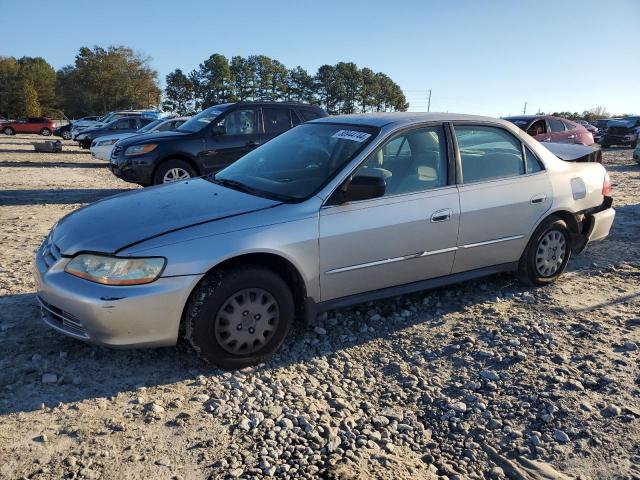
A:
[246,141,260,147]
[530,193,546,204]
[431,208,452,223]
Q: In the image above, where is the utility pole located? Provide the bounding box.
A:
[523,101,527,115]
[427,90,432,112]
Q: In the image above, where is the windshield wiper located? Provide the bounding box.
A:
[209,175,295,202]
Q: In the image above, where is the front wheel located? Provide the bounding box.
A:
[518,216,572,286]
[153,159,195,185]
[185,266,294,368]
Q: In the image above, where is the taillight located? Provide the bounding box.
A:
[602,171,611,196]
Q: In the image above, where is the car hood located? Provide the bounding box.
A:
[94,132,136,143]
[52,178,282,256]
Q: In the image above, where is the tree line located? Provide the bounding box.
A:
[163,54,409,115]
[0,47,160,119]
[0,47,409,120]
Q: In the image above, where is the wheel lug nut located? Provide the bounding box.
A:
[249,327,255,334]
[254,314,261,320]
[243,311,249,316]
[237,325,242,330]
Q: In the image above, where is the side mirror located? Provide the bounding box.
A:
[331,173,386,204]
[211,125,226,136]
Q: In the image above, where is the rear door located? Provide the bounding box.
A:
[547,118,569,143]
[319,124,460,301]
[452,124,552,273]
[26,118,41,134]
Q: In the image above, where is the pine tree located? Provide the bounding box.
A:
[22,79,41,116]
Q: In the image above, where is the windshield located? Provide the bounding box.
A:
[138,119,165,133]
[177,106,226,133]
[212,123,378,201]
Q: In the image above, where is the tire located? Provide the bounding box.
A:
[62,130,72,140]
[518,216,572,286]
[80,138,91,149]
[185,265,294,368]
[153,158,196,185]
[40,128,51,136]
[3,127,14,135]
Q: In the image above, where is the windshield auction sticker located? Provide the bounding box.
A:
[332,130,372,142]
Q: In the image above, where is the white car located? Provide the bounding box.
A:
[71,110,163,140]
[90,117,188,161]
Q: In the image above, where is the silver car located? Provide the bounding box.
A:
[35,113,616,368]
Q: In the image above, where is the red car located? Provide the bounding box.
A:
[2,117,56,136]
[504,115,594,146]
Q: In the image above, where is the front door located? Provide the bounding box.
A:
[452,124,552,273]
[319,125,460,301]
[201,107,260,172]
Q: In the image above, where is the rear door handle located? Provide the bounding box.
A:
[431,208,452,223]
[530,193,546,204]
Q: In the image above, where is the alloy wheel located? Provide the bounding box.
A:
[214,288,280,355]
[535,230,566,276]
[163,167,191,183]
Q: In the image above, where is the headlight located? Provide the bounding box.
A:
[97,138,118,146]
[65,254,166,285]
[125,144,157,156]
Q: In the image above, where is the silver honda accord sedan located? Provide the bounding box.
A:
[35,113,616,368]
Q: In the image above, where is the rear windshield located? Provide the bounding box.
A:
[213,123,378,201]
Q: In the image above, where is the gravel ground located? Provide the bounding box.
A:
[0,135,638,480]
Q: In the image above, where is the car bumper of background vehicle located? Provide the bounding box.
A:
[91,145,114,161]
[110,157,155,185]
[34,249,203,348]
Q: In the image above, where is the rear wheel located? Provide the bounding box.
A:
[62,130,72,140]
[3,127,14,135]
[518,216,571,286]
[153,158,196,185]
[185,265,294,368]
[40,128,51,136]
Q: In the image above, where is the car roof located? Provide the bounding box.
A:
[311,112,509,128]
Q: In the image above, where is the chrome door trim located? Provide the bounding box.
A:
[325,246,458,275]
[460,234,524,249]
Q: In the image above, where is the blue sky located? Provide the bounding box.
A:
[3,0,639,116]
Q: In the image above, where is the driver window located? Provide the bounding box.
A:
[527,120,546,136]
[355,126,448,196]
[217,108,256,135]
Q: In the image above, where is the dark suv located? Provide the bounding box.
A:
[109,102,327,185]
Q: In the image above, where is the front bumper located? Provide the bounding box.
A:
[34,242,203,348]
[109,156,155,185]
[91,144,114,161]
[600,134,637,146]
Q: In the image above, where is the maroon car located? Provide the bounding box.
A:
[504,115,594,146]
[2,117,56,136]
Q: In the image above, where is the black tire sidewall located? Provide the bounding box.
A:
[520,217,571,285]
[153,159,195,185]
[187,266,294,368]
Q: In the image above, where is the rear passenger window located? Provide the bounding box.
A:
[300,110,322,122]
[525,147,544,173]
[291,111,302,126]
[263,108,293,133]
[356,126,448,196]
[548,118,566,132]
[455,126,524,183]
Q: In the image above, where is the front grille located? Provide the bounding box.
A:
[607,127,630,135]
[38,297,89,338]
[111,144,122,159]
[41,236,61,269]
